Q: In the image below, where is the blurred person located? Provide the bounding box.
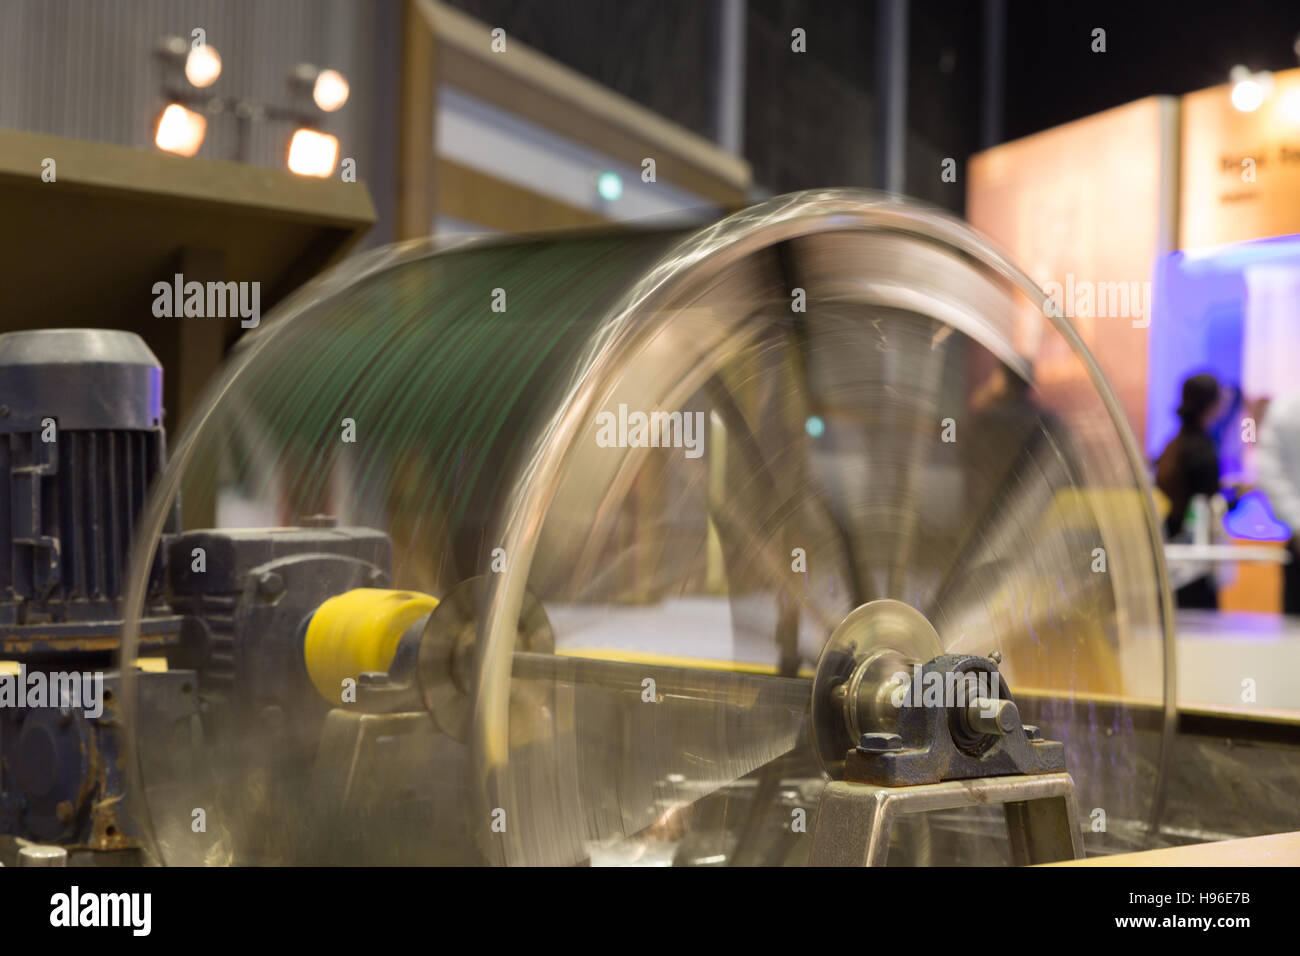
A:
[1210,382,1245,478]
[1256,390,1300,615]
[1155,373,1225,609]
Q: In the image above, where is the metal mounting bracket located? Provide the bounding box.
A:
[808,771,1084,866]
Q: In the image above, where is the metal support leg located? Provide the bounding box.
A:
[1004,791,1080,866]
[809,771,1083,866]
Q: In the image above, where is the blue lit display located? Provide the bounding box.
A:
[1224,489,1291,542]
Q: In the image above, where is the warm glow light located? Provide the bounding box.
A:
[1232,79,1265,112]
[1228,66,1272,113]
[312,69,349,112]
[1282,89,1300,123]
[154,104,206,156]
[184,44,222,88]
[287,128,339,177]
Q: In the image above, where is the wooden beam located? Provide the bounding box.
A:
[1046,829,1300,866]
[399,0,438,238]
[435,159,607,232]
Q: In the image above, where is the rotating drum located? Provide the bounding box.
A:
[119,189,1174,866]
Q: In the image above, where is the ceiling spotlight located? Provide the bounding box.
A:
[1229,66,1272,112]
[1232,79,1265,112]
[290,63,350,112]
[154,103,207,156]
[312,69,349,112]
[287,128,339,177]
[185,44,222,88]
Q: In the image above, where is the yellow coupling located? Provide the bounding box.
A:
[303,588,438,702]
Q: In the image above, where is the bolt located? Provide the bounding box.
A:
[857,732,903,754]
[1023,724,1041,740]
[966,697,1020,735]
[257,572,284,597]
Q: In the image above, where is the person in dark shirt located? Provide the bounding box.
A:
[1155,373,1225,609]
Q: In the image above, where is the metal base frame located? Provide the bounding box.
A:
[808,771,1084,866]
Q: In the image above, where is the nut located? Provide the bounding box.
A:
[857,731,904,753]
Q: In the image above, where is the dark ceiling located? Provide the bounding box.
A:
[445,0,1300,209]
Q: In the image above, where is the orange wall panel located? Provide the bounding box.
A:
[968,97,1179,451]
[1181,67,1300,249]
